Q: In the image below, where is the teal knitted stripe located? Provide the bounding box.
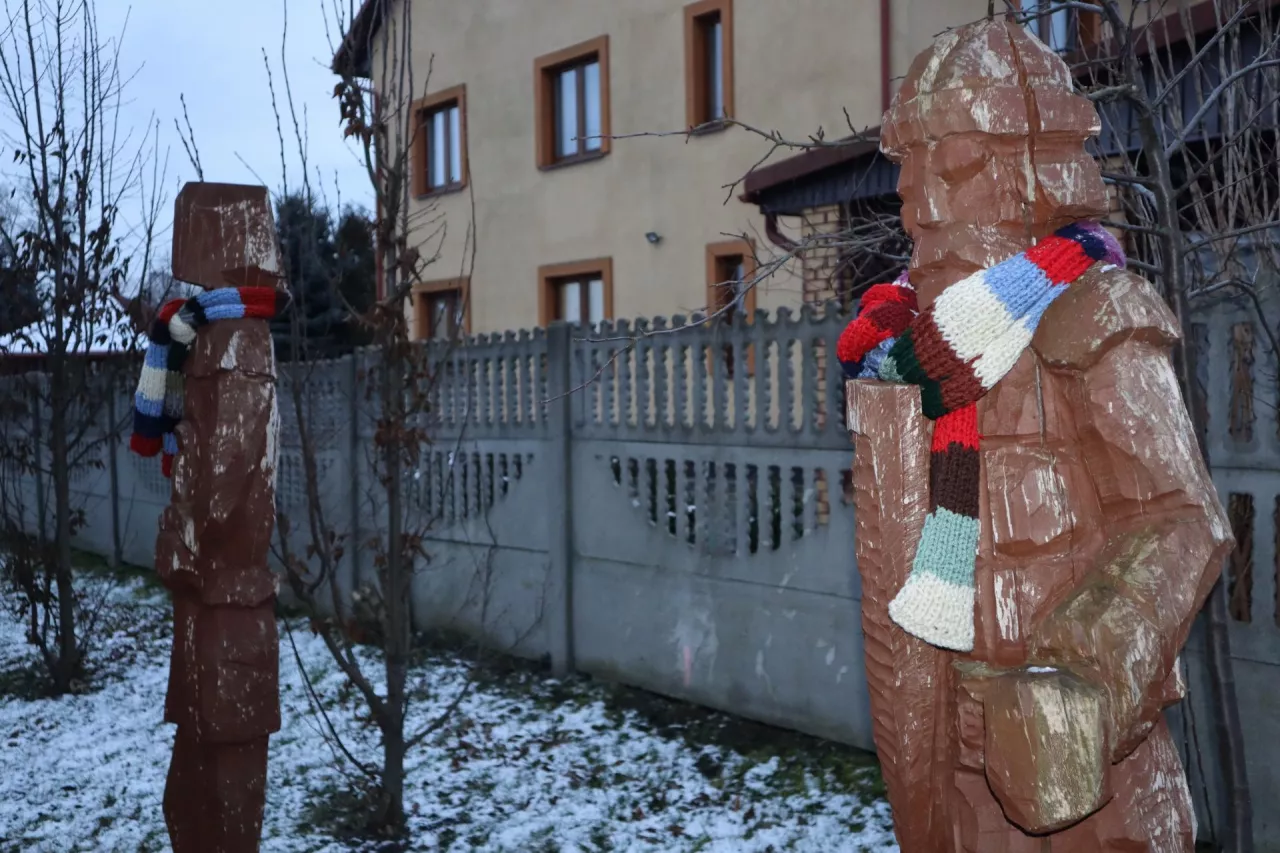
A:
[911,507,979,588]
[879,355,904,383]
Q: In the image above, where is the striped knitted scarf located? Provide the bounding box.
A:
[129,287,289,478]
[838,222,1124,652]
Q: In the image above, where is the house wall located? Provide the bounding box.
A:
[366,0,988,337]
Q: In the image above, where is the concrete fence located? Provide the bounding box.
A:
[1,304,1277,848]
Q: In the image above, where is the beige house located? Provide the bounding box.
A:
[332,0,1092,339]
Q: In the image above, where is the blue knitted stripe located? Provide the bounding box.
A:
[144,343,170,370]
[1019,283,1069,333]
[134,389,164,418]
[983,254,1051,317]
[195,288,250,322]
[859,337,897,379]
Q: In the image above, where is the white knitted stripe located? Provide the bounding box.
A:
[888,571,975,652]
[169,313,197,346]
[136,364,168,405]
[930,270,1017,363]
[970,321,1034,389]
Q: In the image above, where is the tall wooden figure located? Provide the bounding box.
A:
[130,183,290,852]
[842,20,1232,852]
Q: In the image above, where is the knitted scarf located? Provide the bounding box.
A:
[130,287,289,478]
[838,222,1124,652]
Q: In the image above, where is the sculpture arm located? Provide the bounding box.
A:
[1029,335,1231,761]
[970,268,1231,833]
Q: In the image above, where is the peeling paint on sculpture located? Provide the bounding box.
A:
[846,20,1231,852]
[151,182,286,853]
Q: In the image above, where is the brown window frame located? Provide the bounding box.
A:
[411,85,468,198]
[413,277,471,342]
[706,239,756,376]
[534,36,611,170]
[684,0,734,132]
[538,258,614,327]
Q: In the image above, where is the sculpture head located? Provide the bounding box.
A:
[172,182,285,291]
[881,19,1109,305]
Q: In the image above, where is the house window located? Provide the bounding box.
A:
[706,239,756,377]
[685,0,734,130]
[538,259,614,326]
[706,239,756,320]
[412,85,467,196]
[1022,0,1074,52]
[414,278,470,341]
[535,37,611,168]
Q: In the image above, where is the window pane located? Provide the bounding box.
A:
[557,67,579,158]
[1049,7,1070,51]
[1021,0,1040,38]
[733,261,746,313]
[583,60,602,151]
[707,19,724,120]
[588,278,605,324]
[448,105,462,183]
[430,110,446,188]
[431,295,449,338]
[559,281,582,323]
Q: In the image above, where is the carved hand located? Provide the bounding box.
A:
[960,665,1114,833]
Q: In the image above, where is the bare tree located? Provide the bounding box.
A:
[1062,2,1280,848]
[249,0,488,838]
[0,0,164,693]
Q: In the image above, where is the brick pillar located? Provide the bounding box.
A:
[800,203,845,309]
[799,203,844,524]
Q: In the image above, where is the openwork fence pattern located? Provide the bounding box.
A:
[2,303,1278,847]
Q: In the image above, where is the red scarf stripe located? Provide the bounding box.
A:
[1025,235,1094,285]
[860,283,916,309]
[930,403,979,452]
[240,287,285,318]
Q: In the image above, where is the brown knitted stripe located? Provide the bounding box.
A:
[908,310,971,385]
[938,369,986,413]
[929,444,980,517]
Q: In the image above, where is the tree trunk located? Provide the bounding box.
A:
[376,704,407,831]
[376,346,409,835]
[48,350,79,693]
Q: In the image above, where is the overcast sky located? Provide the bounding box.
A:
[100,0,372,222]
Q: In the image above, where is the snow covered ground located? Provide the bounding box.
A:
[0,571,897,852]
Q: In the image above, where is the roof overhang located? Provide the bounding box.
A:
[331,0,382,78]
[740,133,899,216]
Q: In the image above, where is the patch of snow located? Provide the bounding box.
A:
[0,575,898,852]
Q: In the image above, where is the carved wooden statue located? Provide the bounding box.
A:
[842,20,1232,852]
[130,182,289,852]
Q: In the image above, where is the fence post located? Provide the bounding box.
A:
[106,373,122,568]
[545,322,575,676]
[348,353,362,592]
